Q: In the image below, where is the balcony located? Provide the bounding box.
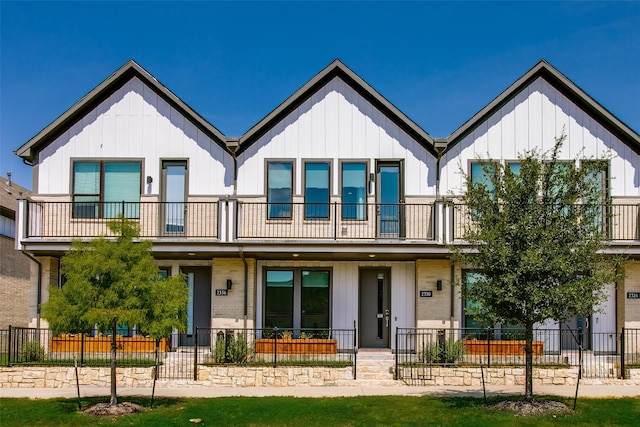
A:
[21,200,220,240]
[235,201,436,242]
[16,199,639,249]
[450,202,640,242]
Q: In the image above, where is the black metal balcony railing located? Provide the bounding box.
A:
[236,201,436,241]
[25,201,219,239]
[451,203,640,242]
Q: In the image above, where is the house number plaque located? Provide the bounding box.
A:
[419,290,433,298]
[627,292,640,299]
[215,289,228,296]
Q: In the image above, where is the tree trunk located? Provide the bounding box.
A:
[524,321,534,402]
[110,320,118,406]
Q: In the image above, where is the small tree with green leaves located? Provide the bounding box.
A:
[451,134,624,401]
[42,218,188,406]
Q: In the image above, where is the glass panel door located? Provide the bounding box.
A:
[376,162,403,237]
[162,161,187,235]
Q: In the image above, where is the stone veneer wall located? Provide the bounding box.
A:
[2,366,639,388]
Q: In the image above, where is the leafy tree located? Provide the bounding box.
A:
[42,218,188,406]
[451,134,624,401]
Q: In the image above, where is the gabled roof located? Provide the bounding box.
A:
[15,60,230,162]
[443,59,640,155]
[237,59,437,156]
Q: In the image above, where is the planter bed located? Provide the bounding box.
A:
[50,334,170,353]
[254,338,337,354]
[463,340,544,356]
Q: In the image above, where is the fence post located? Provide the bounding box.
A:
[394,327,399,380]
[353,320,357,380]
[194,327,198,381]
[620,327,625,380]
[80,333,85,366]
[486,328,491,368]
[6,325,11,366]
[273,327,278,368]
[333,202,337,241]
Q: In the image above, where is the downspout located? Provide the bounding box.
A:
[450,262,455,332]
[239,247,248,330]
[22,251,42,329]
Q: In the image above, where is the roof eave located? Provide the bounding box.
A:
[237,59,436,156]
[15,60,230,163]
[442,60,640,156]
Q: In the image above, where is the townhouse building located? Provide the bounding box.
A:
[13,59,640,353]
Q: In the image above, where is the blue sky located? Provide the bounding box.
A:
[1,1,639,190]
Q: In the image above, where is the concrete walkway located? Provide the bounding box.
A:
[1,384,638,399]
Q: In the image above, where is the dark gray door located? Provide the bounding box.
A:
[359,269,390,348]
[180,266,211,346]
[561,315,591,350]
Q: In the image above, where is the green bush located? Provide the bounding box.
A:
[212,332,251,364]
[422,340,465,364]
[20,341,46,362]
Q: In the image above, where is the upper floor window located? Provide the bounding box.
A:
[470,162,495,192]
[72,161,141,219]
[304,161,330,219]
[341,162,367,220]
[0,207,15,238]
[267,161,293,219]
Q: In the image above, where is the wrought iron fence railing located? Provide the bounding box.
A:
[395,327,640,383]
[2,326,358,380]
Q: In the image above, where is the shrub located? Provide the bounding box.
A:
[422,340,465,364]
[20,341,46,362]
[212,332,251,364]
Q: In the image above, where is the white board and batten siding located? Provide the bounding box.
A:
[441,77,640,198]
[35,77,234,196]
[236,77,437,197]
[255,261,416,349]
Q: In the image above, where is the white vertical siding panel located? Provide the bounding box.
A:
[310,90,325,158]
[351,93,366,157]
[512,89,529,156]
[115,115,130,157]
[568,101,584,158]
[582,115,597,158]
[325,82,340,166]
[487,108,503,160]
[337,80,352,160]
[554,90,571,158]
[528,78,543,149]
[541,80,556,153]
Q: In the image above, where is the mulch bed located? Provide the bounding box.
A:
[490,399,570,416]
[85,402,145,417]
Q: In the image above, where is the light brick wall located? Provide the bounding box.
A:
[211,258,256,330]
[623,262,640,326]
[0,236,31,328]
[28,257,58,328]
[416,260,457,328]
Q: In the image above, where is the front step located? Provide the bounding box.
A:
[357,350,396,381]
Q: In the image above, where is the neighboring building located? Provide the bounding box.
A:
[13,59,640,351]
[0,175,32,328]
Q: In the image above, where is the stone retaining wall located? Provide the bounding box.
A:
[1,366,639,388]
[401,367,640,386]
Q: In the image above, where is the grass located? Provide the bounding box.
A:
[1,395,638,426]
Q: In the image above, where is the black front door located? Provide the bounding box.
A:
[180,266,211,346]
[359,269,390,348]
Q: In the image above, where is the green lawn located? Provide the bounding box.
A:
[1,395,639,426]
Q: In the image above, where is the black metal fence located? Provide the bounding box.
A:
[1,326,163,367]
[2,326,358,381]
[396,327,640,384]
